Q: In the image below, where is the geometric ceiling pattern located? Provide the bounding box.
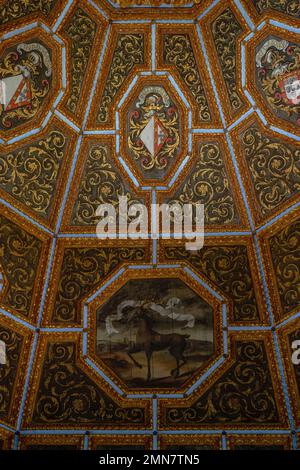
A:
[0,0,299,451]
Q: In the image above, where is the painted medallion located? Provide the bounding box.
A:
[96,278,214,389]
[255,36,300,126]
[0,40,52,130]
[127,85,180,181]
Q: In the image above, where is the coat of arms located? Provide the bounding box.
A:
[128,86,180,174]
[279,71,300,105]
[255,37,300,125]
[0,42,52,129]
[0,74,31,111]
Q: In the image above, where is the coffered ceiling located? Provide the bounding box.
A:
[0,0,299,451]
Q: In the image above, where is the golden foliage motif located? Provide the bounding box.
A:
[241,125,300,216]
[165,341,279,425]
[211,8,245,112]
[0,214,42,316]
[164,244,260,321]
[64,8,97,114]
[52,246,147,323]
[0,130,66,217]
[32,342,146,425]
[71,145,140,226]
[269,218,300,314]
[0,326,23,418]
[163,34,211,122]
[0,0,57,25]
[96,34,144,124]
[167,142,240,226]
[253,0,300,17]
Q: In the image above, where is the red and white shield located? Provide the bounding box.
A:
[0,74,31,111]
[279,71,300,105]
[139,115,168,157]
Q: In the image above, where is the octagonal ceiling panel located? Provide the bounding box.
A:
[88,269,223,394]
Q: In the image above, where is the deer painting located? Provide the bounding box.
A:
[125,306,189,381]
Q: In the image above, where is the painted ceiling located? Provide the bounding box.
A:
[0,0,300,451]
